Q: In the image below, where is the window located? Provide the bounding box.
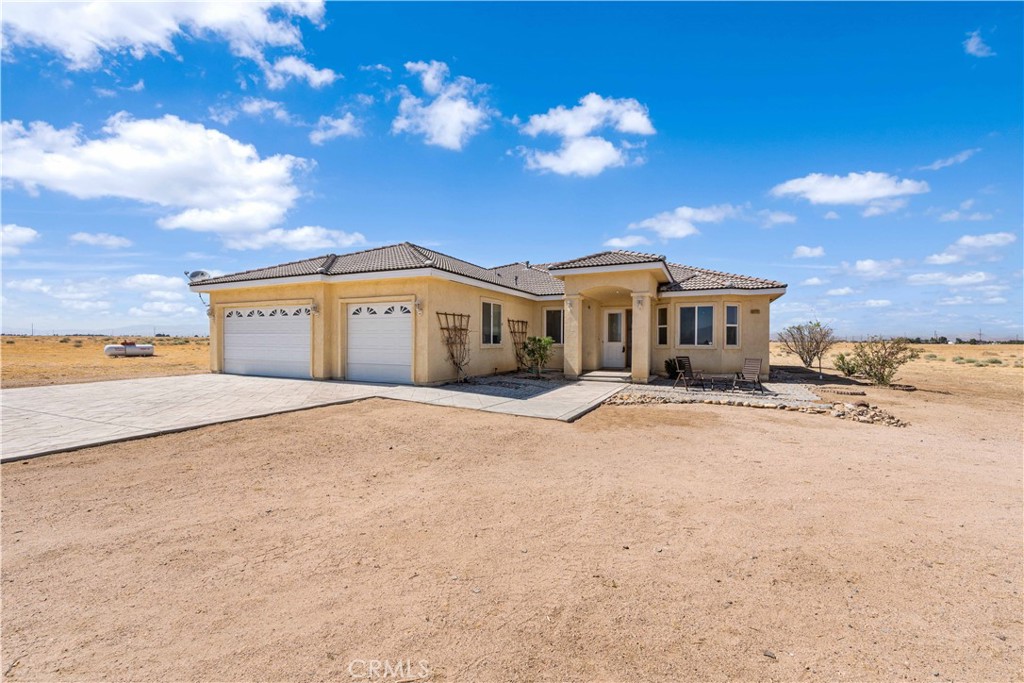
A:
[544,308,564,344]
[725,304,739,347]
[656,306,669,346]
[679,305,714,346]
[482,301,502,345]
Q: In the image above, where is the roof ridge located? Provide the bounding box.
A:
[488,261,528,271]
[404,242,436,266]
[203,253,330,281]
[549,249,665,268]
[669,261,783,284]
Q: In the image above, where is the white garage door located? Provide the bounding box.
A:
[347,303,413,384]
[223,306,311,379]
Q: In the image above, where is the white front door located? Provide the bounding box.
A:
[346,302,414,384]
[602,309,626,369]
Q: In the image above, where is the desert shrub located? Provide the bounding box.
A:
[850,337,921,386]
[833,352,860,377]
[924,353,937,360]
[986,358,1003,365]
[974,363,986,367]
[59,337,70,343]
[777,320,837,370]
[982,351,997,356]
[72,341,83,348]
[522,336,555,377]
[5,340,14,345]
[964,358,978,363]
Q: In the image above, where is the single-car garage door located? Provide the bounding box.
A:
[347,302,413,384]
[223,306,311,379]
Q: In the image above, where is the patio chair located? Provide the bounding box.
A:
[732,358,765,394]
[672,356,706,391]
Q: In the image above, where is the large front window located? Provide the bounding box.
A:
[482,301,502,345]
[679,305,714,346]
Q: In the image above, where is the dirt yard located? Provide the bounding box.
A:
[2,343,1022,681]
[0,336,209,388]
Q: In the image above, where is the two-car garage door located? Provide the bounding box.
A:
[221,302,413,383]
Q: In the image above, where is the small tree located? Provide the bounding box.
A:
[522,336,554,377]
[777,320,837,376]
[851,336,920,386]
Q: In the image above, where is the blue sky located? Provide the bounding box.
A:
[2,2,1021,338]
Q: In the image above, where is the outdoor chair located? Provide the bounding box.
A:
[672,356,706,391]
[732,358,765,394]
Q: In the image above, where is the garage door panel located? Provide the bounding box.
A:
[346,302,412,384]
[223,306,311,379]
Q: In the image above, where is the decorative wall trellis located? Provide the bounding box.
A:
[508,319,529,370]
[437,312,471,382]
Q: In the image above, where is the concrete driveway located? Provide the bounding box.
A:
[1,374,622,462]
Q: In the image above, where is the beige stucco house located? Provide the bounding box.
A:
[189,243,786,385]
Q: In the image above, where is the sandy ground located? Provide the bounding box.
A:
[2,346,1022,681]
[0,336,209,388]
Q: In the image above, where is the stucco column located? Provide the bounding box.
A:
[311,296,326,379]
[563,295,583,379]
[630,292,651,384]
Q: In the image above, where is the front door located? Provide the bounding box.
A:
[602,309,626,368]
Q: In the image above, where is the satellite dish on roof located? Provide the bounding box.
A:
[186,270,210,282]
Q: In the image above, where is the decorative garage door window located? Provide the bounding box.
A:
[226,307,311,318]
[349,304,412,317]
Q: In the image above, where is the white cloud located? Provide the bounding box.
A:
[93,87,117,98]
[826,287,854,296]
[759,210,797,227]
[848,258,904,279]
[522,136,626,177]
[69,232,132,248]
[1,2,329,87]
[239,97,295,123]
[148,290,185,301]
[122,274,187,291]
[2,113,307,241]
[925,231,1017,264]
[129,301,199,317]
[823,210,840,220]
[861,299,892,308]
[309,113,360,145]
[963,30,995,58]
[603,235,651,249]
[771,172,929,217]
[222,226,367,251]
[127,79,145,92]
[262,55,338,90]
[359,64,391,74]
[62,299,111,312]
[522,92,655,138]
[938,296,972,306]
[801,277,828,286]
[391,60,494,151]
[918,148,981,171]
[792,245,825,258]
[907,271,993,286]
[627,204,742,240]
[6,278,50,293]
[1,224,40,255]
[518,93,654,177]
[938,209,993,222]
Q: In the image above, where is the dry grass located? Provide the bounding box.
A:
[0,335,209,389]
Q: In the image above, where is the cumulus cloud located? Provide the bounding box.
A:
[771,171,929,217]
[262,55,338,90]
[1,1,332,88]
[309,113,360,145]
[801,277,828,286]
[625,204,742,240]
[848,258,904,279]
[2,113,308,241]
[129,301,199,316]
[938,209,993,222]
[925,231,1017,264]
[826,287,854,296]
[518,93,655,177]
[359,63,391,74]
[391,60,495,151]
[1,223,40,255]
[918,148,981,171]
[69,232,132,248]
[792,245,825,258]
[963,30,995,58]
[907,271,993,286]
[861,299,892,308]
[603,235,651,249]
[823,211,840,220]
[759,210,796,227]
[222,226,367,251]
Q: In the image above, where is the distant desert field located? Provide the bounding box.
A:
[2,337,1022,680]
[0,335,209,388]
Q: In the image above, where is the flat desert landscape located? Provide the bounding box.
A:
[2,344,1022,681]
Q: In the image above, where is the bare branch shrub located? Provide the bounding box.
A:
[777,320,837,372]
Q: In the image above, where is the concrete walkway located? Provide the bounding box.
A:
[0,374,623,462]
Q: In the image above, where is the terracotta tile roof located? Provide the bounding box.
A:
[547,249,666,270]
[192,244,783,295]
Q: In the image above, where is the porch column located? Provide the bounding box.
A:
[630,292,651,384]
[563,295,583,379]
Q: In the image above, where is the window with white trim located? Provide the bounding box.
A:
[656,306,669,346]
[725,304,740,347]
[482,301,502,345]
[544,308,563,344]
[679,304,714,346]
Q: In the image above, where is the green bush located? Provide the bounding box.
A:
[850,337,921,386]
[985,358,1002,365]
[59,337,70,343]
[924,353,937,360]
[522,336,555,377]
[833,352,859,377]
